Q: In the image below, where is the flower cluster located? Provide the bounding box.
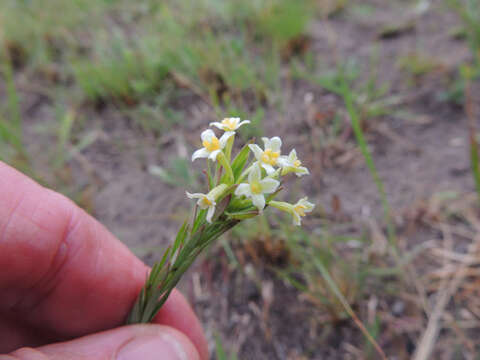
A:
[188,117,314,226]
[127,116,315,325]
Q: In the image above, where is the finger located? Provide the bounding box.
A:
[154,291,209,360]
[1,324,199,360]
[0,161,207,358]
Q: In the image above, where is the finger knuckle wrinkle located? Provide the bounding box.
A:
[8,347,49,360]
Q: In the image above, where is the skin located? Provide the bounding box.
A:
[0,161,208,359]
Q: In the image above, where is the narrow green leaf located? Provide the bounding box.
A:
[215,334,228,360]
[2,51,22,139]
[171,221,188,255]
[55,110,75,168]
[231,139,253,180]
[0,119,21,149]
[312,257,387,359]
[192,209,206,233]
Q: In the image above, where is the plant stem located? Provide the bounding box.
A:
[225,134,235,162]
[217,151,234,184]
[126,216,240,324]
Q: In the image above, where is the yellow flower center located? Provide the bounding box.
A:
[250,181,262,194]
[261,149,280,165]
[202,196,213,206]
[293,159,301,167]
[203,136,220,152]
[294,204,307,217]
[221,118,237,131]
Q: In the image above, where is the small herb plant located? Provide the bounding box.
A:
[127,117,314,324]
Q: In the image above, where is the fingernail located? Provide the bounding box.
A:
[116,334,188,360]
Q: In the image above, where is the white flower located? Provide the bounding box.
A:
[269,197,315,226]
[192,129,234,161]
[210,117,250,132]
[248,137,282,175]
[234,164,279,211]
[186,192,217,223]
[278,149,309,177]
[291,197,315,226]
[186,184,227,223]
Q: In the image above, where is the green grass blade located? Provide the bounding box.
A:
[0,117,22,150]
[171,221,188,256]
[466,81,480,203]
[340,79,397,251]
[214,334,228,360]
[312,256,387,360]
[2,51,22,139]
[471,133,480,204]
[55,110,75,168]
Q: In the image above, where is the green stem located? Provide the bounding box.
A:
[206,159,213,190]
[217,151,234,185]
[127,218,240,324]
[225,134,235,162]
[237,163,254,183]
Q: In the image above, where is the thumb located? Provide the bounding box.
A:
[2,324,200,360]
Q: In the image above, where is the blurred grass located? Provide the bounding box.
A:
[447,0,480,204]
[0,0,315,108]
[0,49,31,174]
[340,75,397,251]
[214,333,238,360]
[0,0,317,186]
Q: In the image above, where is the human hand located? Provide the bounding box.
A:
[0,161,208,360]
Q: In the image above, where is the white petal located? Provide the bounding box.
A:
[277,155,291,168]
[261,163,275,175]
[210,122,224,129]
[206,205,216,223]
[227,117,240,126]
[248,164,262,183]
[268,137,282,152]
[235,183,251,197]
[197,201,209,210]
[198,195,216,209]
[200,129,215,142]
[186,192,204,200]
[261,137,270,148]
[238,120,250,127]
[292,212,302,226]
[288,149,297,161]
[248,144,264,161]
[251,194,266,211]
[219,131,235,147]
[192,148,209,161]
[208,149,221,160]
[298,197,315,212]
[260,178,280,194]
